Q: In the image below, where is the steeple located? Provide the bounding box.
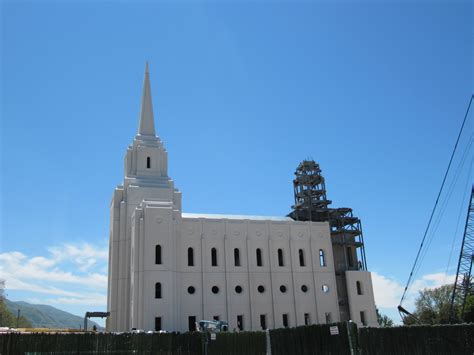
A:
[138,62,156,137]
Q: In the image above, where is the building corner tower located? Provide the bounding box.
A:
[107,64,182,332]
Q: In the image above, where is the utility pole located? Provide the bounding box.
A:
[16,309,20,328]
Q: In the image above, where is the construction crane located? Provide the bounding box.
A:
[398,95,473,324]
[449,186,474,322]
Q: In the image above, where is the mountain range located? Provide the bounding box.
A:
[5,299,104,330]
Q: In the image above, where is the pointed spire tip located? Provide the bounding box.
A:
[145,61,149,74]
[138,62,156,137]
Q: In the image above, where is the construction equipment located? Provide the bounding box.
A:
[449,186,474,322]
[288,160,367,321]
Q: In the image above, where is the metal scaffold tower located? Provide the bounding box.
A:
[290,160,331,222]
[288,160,368,321]
[288,160,367,271]
[450,185,474,322]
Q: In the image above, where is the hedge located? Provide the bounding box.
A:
[1,322,474,354]
[270,322,356,355]
[359,323,474,355]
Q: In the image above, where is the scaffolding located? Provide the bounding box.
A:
[288,159,367,271]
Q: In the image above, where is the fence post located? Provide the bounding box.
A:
[266,329,272,355]
[346,321,359,355]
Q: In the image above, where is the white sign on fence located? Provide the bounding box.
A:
[210,333,216,340]
[329,326,339,335]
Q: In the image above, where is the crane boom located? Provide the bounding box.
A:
[449,185,474,323]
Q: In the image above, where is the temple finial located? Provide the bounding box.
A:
[137,62,156,136]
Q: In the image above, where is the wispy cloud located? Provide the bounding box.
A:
[372,271,456,311]
[49,243,108,272]
[0,242,108,309]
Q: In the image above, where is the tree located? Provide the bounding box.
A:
[0,280,32,328]
[463,295,474,323]
[376,308,394,327]
[402,284,474,325]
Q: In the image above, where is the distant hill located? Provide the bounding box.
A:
[5,299,104,330]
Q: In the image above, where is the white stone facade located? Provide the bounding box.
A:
[106,65,378,332]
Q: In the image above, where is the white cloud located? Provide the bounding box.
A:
[38,293,107,306]
[371,272,404,308]
[49,243,108,272]
[0,242,108,309]
[372,271,456,311]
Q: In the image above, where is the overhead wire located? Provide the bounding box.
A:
[411,136,474,284]
[443,156,474,285]
[399,94,474,305]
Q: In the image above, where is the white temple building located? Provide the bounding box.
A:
[106,64,378,332]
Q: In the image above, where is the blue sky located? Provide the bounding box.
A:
[1,0,473,326]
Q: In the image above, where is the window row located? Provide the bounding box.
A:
[155,245,327,268]
[154,282,330,298]
[154,311,334,332]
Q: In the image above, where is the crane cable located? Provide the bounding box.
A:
[412,135,474,283]
[399,94,474,306]
[443,156,474,286]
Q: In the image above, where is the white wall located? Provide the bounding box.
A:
[345,270,378,327]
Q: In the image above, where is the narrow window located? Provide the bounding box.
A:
[304,313,310,326]
[188,247,194,266]
[155,245,162,265]
[146,156,151,169]
[237,315,244,331]
[256,248,263,267]
[211,248,217,266]
[325,312,332,324]
[188,316,196,331]
[360,311,367,326]
[319,249,326,267]
[347,246,354,268]
[234,248,240,267]
[155,282,162,299]
[260,314,267,330]
[155,317,161,331]
[356,281,363,295]
[278,248,284,267]
[213,315,220,321]
[299,249,305,267]
[282,314,289,328]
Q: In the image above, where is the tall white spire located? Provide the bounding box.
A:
[138,62,156,137]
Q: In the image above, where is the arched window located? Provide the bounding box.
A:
[211,248,217,266]
[155,282,162,299]
[278,248,284,267]
[155,245,162,265]
[234,248,240,267]
[187,247,194,266]
[146,156,151,169]
[298,249,305,267]
[256,248,263,267]
[319,249,326,267]
[356,281,363,295]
